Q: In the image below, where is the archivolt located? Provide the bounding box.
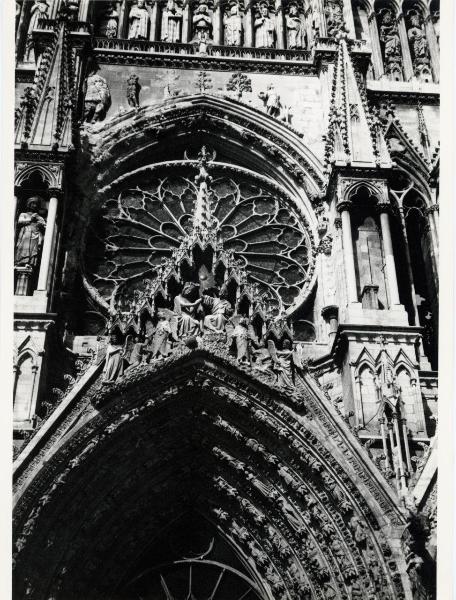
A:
[13,353,407,600]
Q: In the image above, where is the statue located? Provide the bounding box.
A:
[128,0,151,40]
[149,309,177,359]
[103,335,126,382]
[192,2,213,42]
[254,3,275,48]
[258,84,281,117]
[202,286,233,332]
[84,72,111,123]
[27,0,49,33]
[126,74,141,108]
[379,10,401,64]
[173,283,202,338]
[25,0,49,61]
[124,336,145,371]
[99,2,119,38]
[161,0,183,43]
[407,13,428,59]
[286,4,305,49]
[230,317,250,363]
[324,0,343,37]
[224,3,243,47]
[15,197,46,271]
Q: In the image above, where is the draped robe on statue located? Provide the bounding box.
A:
[254,10,275,48]
[128,5,150,39]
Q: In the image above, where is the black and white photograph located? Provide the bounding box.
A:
[4,0,450,598]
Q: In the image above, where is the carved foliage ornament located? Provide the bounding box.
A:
[84,164,313,315]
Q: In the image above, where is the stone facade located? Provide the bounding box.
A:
[13,1,439,599]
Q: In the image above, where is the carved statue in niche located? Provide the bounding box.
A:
[324,0,343,37]
[286,3,305,49]
[192,2,213,42]
[128,0,152,40]
[84,72,111,122]
[103,335,126,382]
[126,74,141,108]
[99,2,119,38]
[378,9,402,75]
[25,0,49,61]
[161,0,183,43]
[173,283,202,337]
[407,11,428,59]
[15,197,46,271]
[62,0,80,20]
[224,3,243,46]
[254,2,276,48]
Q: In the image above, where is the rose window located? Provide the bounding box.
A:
[84,165,314,314]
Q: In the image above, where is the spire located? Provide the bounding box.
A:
[324,37,392,171]
[15,15,77,150]
[191,146,216,231]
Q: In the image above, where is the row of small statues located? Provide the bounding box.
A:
[103,282,304,386]
[97,0,311,50]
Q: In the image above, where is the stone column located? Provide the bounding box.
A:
[368,12,384,79]
[244,0,253,47]
[37,194,58,292]
[338,203,358,303]
[379,417,390,470]
[393,413,407,493]
[342,0,355,38]
[214,3,223,45]
[398,206,419,325]
[78,0,91,21]
[182,3,191,42]
[275,0,285,49]
[425,13,439,82]
[379,207,400,306]
[396,13,414,81]
[118,0,129,38]
[402,419,412,472]
[150,0,159,41]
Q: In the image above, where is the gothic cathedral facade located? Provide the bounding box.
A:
[13,0,439,599]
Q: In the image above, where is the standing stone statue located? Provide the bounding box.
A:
[224,3,243,47]
[126,74,141,108]
[161,0,183,43]
[84,72,111,122]
[407,12,428,59]
[254,2,275,48]
[15,197,46,271]
[128,0,151,40]
[99,2,119,38]
[103,335,125,382]
[192,2,213,42]
[286,4,305,49]
[25,0,49,62]
[258,84,281,117]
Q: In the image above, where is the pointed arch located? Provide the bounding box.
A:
[13,352,408,600]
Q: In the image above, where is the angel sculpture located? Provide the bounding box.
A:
[173,283,202,338]
[148,309,178,359]
[202,285,233,332]
[103,335,126,382]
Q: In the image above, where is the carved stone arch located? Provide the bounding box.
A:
[84,94,326,211]
[340,179,388,207]
[374,0,401,15]
[352,346,376,372]
[15,162,63,190]
[13,352,408,600]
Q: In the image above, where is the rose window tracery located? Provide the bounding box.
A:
[84,163,314,316]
